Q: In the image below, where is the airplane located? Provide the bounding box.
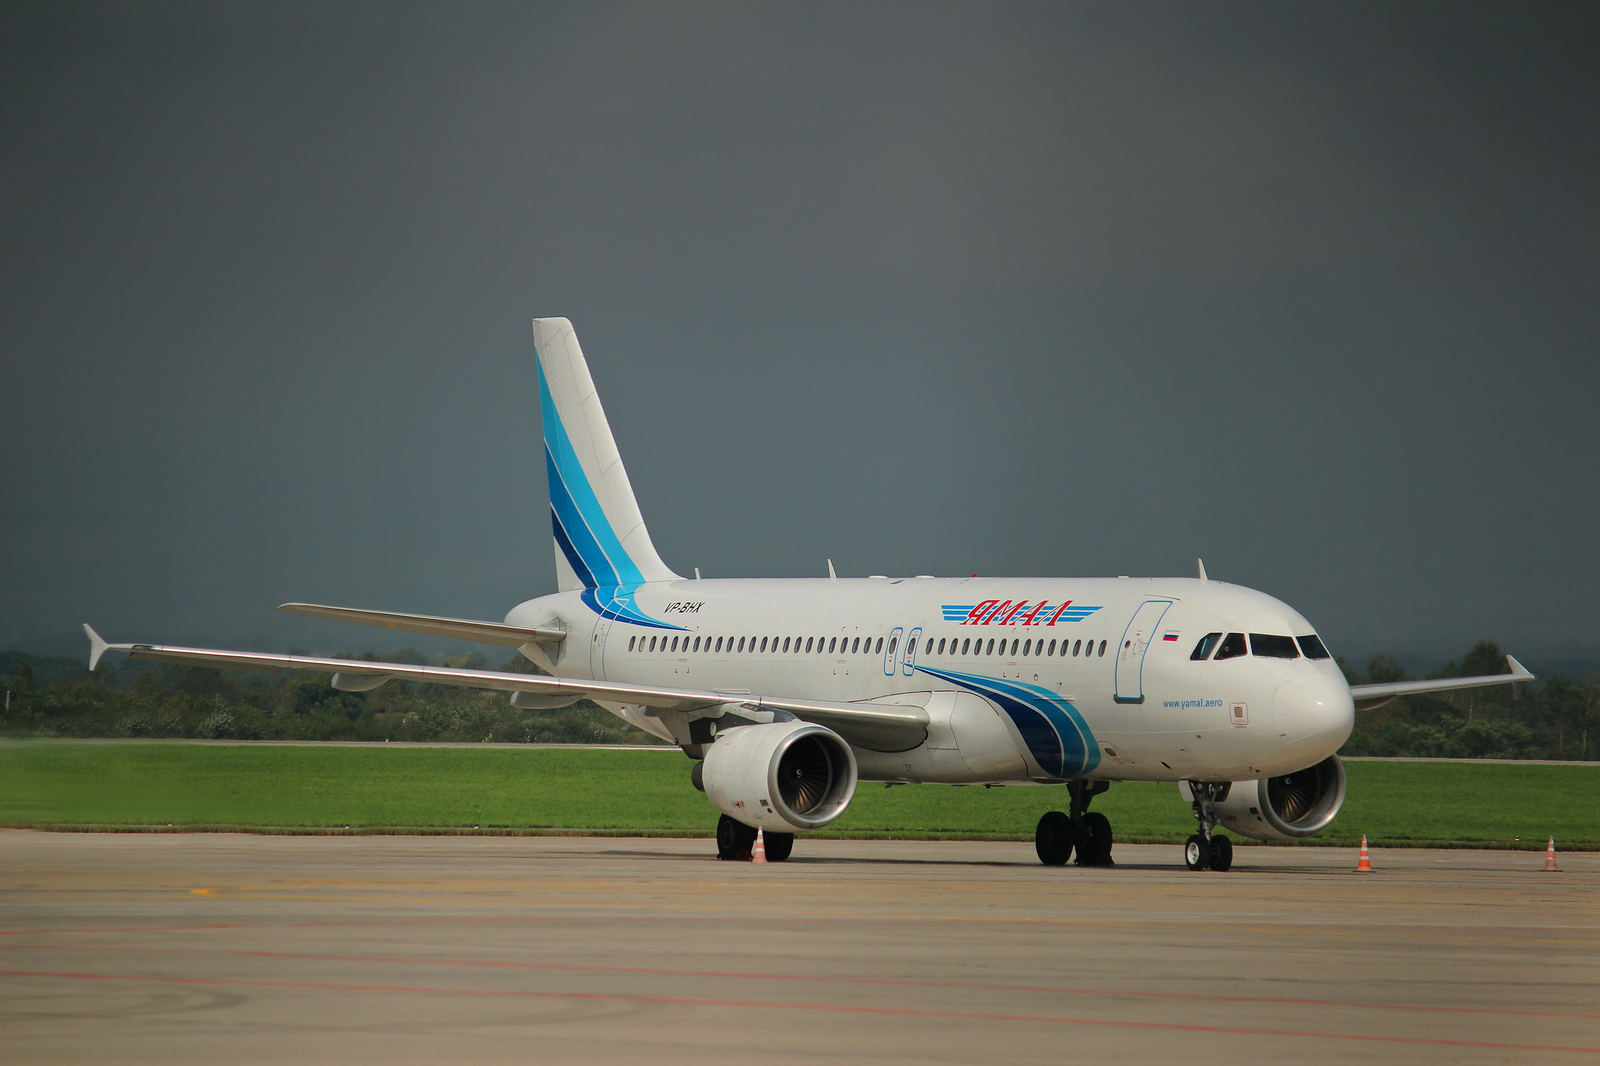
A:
[85,318,1537,870]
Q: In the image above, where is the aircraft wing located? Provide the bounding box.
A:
[1347,655,1535,710]
[277,603,566,648]
[82,626,928,751]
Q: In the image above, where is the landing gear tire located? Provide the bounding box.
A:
[1184,833,1211,871]
[1035,811,1075,866]
[716,814,757,861]
[1076,812,1114,866]
[1209,834,1233,872]
[763,831,795,862]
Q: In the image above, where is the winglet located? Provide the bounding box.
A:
[1507,654,1534,700]
[1197,559,1208,581]
[84,624,110,671]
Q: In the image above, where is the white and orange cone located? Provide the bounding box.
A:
[1356,834,1372,872]
[751,828,767,864]
[1544,837,1560,872]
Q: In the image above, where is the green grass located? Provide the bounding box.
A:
[1,741,1595,848]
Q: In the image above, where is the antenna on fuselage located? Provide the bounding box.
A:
[1197,559,1208,581]
[827,559,837,582]
[694,567,702,580]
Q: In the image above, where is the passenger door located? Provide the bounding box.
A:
[1114,600,1173,704]
[884,627,904,677]
[903,626,922,676]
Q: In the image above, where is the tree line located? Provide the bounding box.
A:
[0,648,665,745]
[1,639,1595,758]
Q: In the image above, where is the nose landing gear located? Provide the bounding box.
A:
[1034,780,1114,866]
[1184,781,1234,871]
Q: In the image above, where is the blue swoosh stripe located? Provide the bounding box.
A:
[539,361,645,587]
[914,664,1100,778]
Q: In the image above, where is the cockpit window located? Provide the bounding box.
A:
[1297,635,1331,660]
[1214,633,1247,660]
[1250,634,1300,659]
[1190,633,1222,660]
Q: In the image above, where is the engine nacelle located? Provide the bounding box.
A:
[1191,754,1347,842]
[699,720,858,831]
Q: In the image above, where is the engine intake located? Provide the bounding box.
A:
[700,720,858,831]
[1207,754,1347,842]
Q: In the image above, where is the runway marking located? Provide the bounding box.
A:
[3,968,1596,1056]
[7,942,1596,1022]
[5,910,1598,948]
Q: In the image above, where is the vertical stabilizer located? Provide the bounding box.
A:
[534,318,680,592]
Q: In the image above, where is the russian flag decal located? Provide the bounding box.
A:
[1162,632,1180,642]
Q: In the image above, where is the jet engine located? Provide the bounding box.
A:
[1202,754,1347,842]
[698,720,858,831]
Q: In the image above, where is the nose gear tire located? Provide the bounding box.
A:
[1209,834,1233,871]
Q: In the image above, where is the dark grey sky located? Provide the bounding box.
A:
[3,2,1596,666]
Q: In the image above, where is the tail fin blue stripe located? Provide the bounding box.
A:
[539,361,646,588]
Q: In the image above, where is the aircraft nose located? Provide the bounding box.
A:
[1273,675,1355,757]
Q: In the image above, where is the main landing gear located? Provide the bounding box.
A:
[715,814,794,862]
[1184,781,1234,872]
[1035,780,1114,867]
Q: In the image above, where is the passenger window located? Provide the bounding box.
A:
[649,636,657,652]
[825,637,834,653]
[1072,639,1081,656]
[887,637,897,656]
[937,638,945,654]
[1047,639,1056,656]
[1297,635,1332,660]
[1022,640,1031,656]
[850,637,858,653]
[983,639,993,655]
[875,637,884,654]
[804,637,812,653]
[629,636,637,651]
[737,637,745,652]
[693,636,701,652]
[674,636,682,652]
[1191,633,1222,660]
[1214,633,1247,660]
[1011,639,1019,656]
[1098,640,1107,656]
[1250,634,1299,659]
[960,638,970,654]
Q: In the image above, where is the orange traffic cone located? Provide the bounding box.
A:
[751,828,767,864]
[1356,835,1372,872]
[1544,837,1560,872]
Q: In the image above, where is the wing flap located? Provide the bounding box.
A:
[277,603,566,648]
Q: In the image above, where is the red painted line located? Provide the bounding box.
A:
[3,969,1596,1055]
[5,942,1593,1024]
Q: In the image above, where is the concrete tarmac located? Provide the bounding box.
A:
[2,831,1596,1064]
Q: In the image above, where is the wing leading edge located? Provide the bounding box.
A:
[1347,655,1534,711]
[82,626,928,751]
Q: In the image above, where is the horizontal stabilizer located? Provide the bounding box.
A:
[1348,654,1535,710]
[83,633,930,752]
[277,603,565,648]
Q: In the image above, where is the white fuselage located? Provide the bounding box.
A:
[507,575,1354,785]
